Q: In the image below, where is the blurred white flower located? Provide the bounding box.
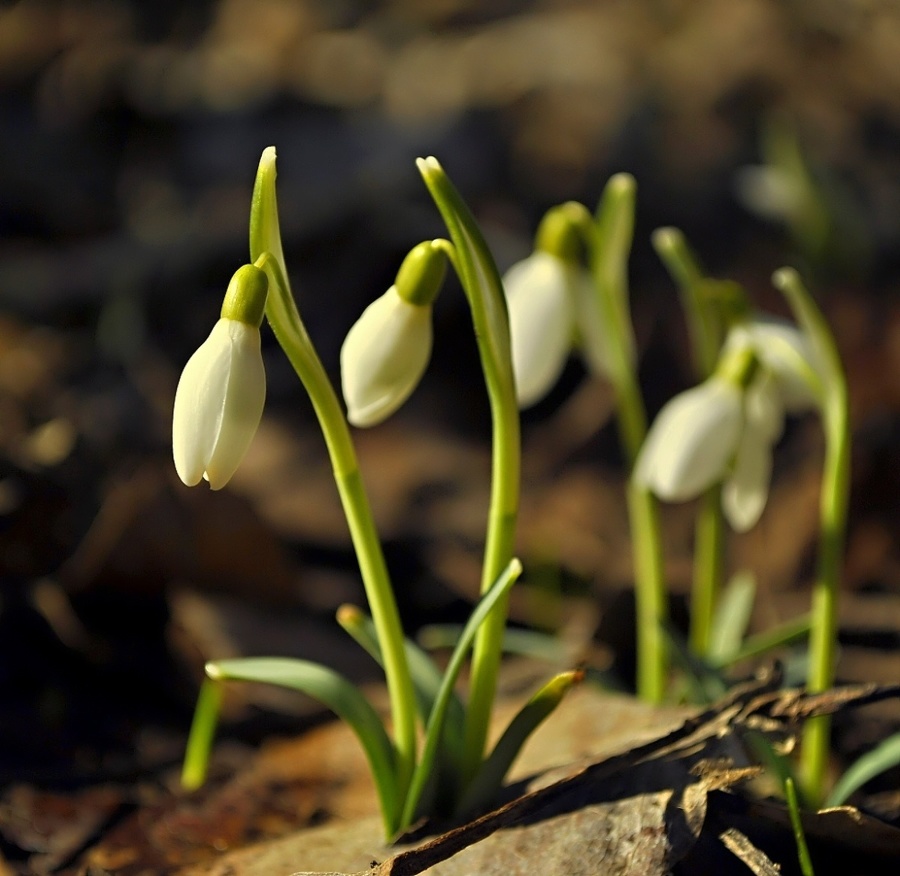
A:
[172,317,266,490]
[636,330,805,532]
[721,374,784,531]
[503,251,575,407]
[724,318,825,411]
[734,165,805,223]
[635,377,744,503]
[341,285,432,427]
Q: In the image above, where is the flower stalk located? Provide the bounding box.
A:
[652,228,726,656]
[416,156,522,783]
[591,176,668,703]
[250,148,418,803]
[774,268,850,807]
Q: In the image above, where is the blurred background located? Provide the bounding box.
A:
[2,0,900,863]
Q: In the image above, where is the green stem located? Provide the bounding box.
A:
[774,268,850,807]
[592,176,668,702]
[416,158,520,783]
[651,227,726,658]
[626,478,668,702]
[616,363,667,702]
[181,678,224,791]
[249,150,417,801]
[690,486,726,655]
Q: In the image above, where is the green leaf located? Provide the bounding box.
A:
[785,776,816,876]
[456,669,584,818]
[181,677,224,791]
[711,613,811,669]
[337,604,466,767]
[708,571,757,664]
[418,624,566,664]
[399,558,523,830]
[206,657,400,836]
[826,731,900,808]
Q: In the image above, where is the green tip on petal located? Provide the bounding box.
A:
[220,264,269,327]
[535,205,586,263]
[341,286,433,427]
[395,240,448,307]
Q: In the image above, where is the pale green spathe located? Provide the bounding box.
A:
[172,317,266,489]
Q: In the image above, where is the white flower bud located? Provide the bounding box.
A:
[172,317,266,490]
[634,377,743,501]
[503,251,575,408]
[340,285,432,427]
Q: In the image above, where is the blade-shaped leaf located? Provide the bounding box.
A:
[207,657,400,836]
[338,604,466,767]
[400,558,523,829]
[456,669,584,818]
[708,571,757,664]
[826,731,900,808]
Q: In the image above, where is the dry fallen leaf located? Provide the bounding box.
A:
[177,670,900,876]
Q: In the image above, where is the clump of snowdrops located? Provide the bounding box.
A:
[174,147,856,838]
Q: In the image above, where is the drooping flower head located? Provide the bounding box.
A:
[504,250,576,408]
[503,181,635,409]
[341,240,447,427]
[635,345,778,532]
[172,264,268,490]
[636,312,825,532]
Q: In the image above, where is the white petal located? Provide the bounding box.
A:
[635,378,743,501]
[172,319,265,489]
[721,373,783,531]
[503,252,574,407]
[341,286,432,427]
[572,269,624,382]
[722,421,773,533]
[744,373,785,443]
[204,321,266,489]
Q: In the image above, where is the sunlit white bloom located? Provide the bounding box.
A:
[341,285,432,427]
[635,377,743,502]
[636,353,794,532]
[503,252,575,407]
[172,318,266,490]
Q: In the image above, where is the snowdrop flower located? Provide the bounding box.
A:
[636,346,784,532]
[635,375,744,503]
[341,240,446,427]
[721,373,784,531]
[503,199,626,409]
[172,264,268,490]
[504,251,576,407]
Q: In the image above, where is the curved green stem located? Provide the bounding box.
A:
[249,149,417,803]
[592,176,668,702]
[652,228,727,658]
[689,483,725,659]
[416,157,521,782]
[774,268,850,807]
